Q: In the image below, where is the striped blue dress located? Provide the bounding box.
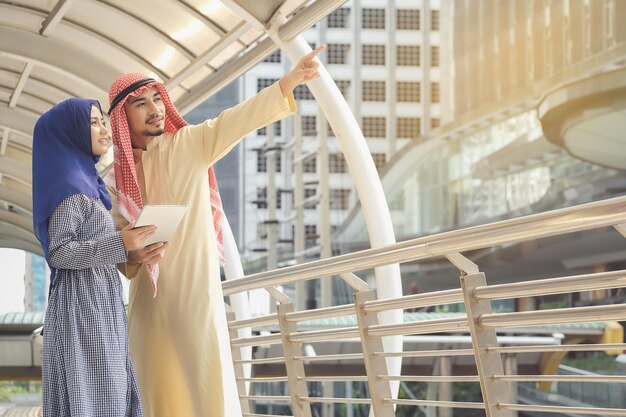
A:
[42,194,143,417]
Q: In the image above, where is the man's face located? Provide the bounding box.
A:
[124,86,166,149]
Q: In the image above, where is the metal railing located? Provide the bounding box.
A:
[222,196,626,417]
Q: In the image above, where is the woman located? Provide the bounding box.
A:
[32,98,155,416]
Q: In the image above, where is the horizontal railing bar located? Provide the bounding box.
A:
[368,317,469,337]
[285,304,356,322]
[300,376,368,382]
[364,289,464,312]
[473,270,626,300]
[288,327,360,343]
[234,357,285,365]
[493,375,626,383]
[240,395,292,402]
[300,397,371,405]
[379,375,480,382]
[229,306,357,330]
[376,349,476,358]
[243,414,294,417]
[479,304,626,328]
[229,314,278,329]
[386,398,485,409]
[230,333,282,348]
[223,197,626,295]
[237,376,289,383]
[498,403,626,416]
[489,343,626,354]
[293,353,363,362]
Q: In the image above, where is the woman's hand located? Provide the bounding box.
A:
[121,223,157,251]
[279,45,326,96]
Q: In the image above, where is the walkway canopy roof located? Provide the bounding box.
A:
[0,0,342,255]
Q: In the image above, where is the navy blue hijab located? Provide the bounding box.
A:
[32,98,112,284]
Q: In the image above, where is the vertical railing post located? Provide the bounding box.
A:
[277,302,312,417]
[504,354,518,417]
[226,310,251,415]
[354,290,395,417]
[439,355,452,417]
[461,272,513,417]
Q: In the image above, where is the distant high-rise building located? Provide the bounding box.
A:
[24,253,47,311]
[236,0,450,270]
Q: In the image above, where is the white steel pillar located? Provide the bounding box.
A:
[268,28,403,398]
[318,110,332,308]
[293,111,307,311]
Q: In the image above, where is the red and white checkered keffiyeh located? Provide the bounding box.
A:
[105,73,225,296]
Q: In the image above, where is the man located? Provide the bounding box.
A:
[106,46,324,416]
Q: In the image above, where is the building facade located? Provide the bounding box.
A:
[237,0,449,276]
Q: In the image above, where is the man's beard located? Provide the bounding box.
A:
[144,128,164,137]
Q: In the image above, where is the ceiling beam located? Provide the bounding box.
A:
[0,156,30,184]
[39,0,76,36]
[0,106,36,137]
[175,37,277,114]
[219,0,266,30]
[8,62,34,109]
[0,185,32,213]
[0,128,8,156]
[165,22,249,90]
[278,0,347,40]
[0,211,33,235]
[0,27,114,98]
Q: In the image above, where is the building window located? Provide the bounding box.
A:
[431,118,440,129]
[431,10,439,31]
[302,115,316,135]
[362,8,385,29]
[256,187,267,209]
[362,45,386,65]
[304,188,317,209]
[328,44,350,64]
[305,224,318,247]
[257,78,278,92]
[431,46,439,67]
[255,187,282,209]
[431,82,440,103]
[330,189,351,210]
[371,153,386,172]
[256,150,282,173]
[398,118,420,138]
[397,45,419,66]
[397,81,420,102]
[257,121,282,136]
[294,84,314,100]
[303,156,317,173]
[328,8,350,28]
[362,117,386,138]
[264,50,281,63]
[363,81,386,102]
[335,80,351,98]
[397,9,420,30]
[329,153,348,173]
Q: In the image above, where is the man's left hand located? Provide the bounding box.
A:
[279,45,325,96]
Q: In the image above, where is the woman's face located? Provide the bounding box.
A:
[90,104,110,156]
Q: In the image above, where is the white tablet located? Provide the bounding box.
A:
[134,204,189,246]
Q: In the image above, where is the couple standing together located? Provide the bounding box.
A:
[32,46,325,416]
